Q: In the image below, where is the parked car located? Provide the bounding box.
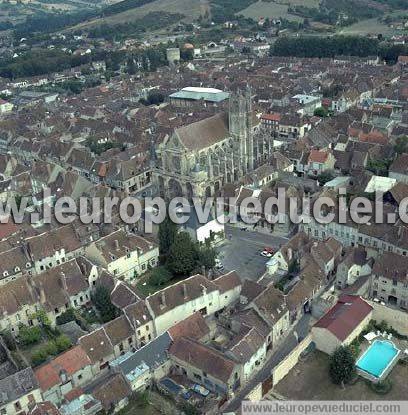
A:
[192,384,210,397]
[261,247,274,257]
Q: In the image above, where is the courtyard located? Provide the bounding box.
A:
[217,224,289,280]
[275,351,408,400]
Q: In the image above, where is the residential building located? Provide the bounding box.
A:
[369,252,408,310]
[84,230,158,281]
[111,332,172,391]
[0,368,42,415]
[34,346,93,405]
[312,295,373,354]
[169,337,242,397]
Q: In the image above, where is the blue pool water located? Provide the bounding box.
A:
[356,340,399,378]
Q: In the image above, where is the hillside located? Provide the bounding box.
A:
[239,1,313,21]
[68,0,203,31]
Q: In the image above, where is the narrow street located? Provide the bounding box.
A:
[223,314,312,413]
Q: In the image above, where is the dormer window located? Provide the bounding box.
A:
[26,263,31,268]
[3,271,9,277]
[14,267,20,273]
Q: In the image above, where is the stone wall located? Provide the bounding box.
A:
[368,301,408,336]
[272,334,313,387]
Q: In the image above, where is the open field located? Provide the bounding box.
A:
[238,0,310,22]
[338,18,398,37]
[276,351,408,400]
[68,0,202,31]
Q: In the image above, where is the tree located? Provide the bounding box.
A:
[317,171,335,185]
[394,136,408,155]
[91,285,119,323]
[56,308,76,325]
[158,216,178,259]
[55,335,72,353]
[314,107,329,117]
[31,349,48,366]
[197,244,217,272]
[18,325,42,346]
[329,346,356,386]
[180,48,194,61]
[143,91,165,106]
[166,232,198,276]
[367,159,391,177]
[149,266,172,287]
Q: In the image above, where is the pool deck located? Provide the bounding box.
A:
[356,339,402,383]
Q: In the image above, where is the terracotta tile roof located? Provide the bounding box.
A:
[103,315,133,346]
[147,274,218,317]
[28,401,60,415]
[314,295,372,341]
[123,300,153,327]
[79,328,114,364]
[168,312,210,341]
[213,271,241,294]
[390,153,408,175]
[34,346,91,391]
[308,149,329,164]
[261,113,281,122]
[0,219,18,240]
[169,337,237,384]
[92,374,131,411]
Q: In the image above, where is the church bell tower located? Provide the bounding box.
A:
[229,85,254,175]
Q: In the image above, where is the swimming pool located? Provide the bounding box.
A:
[356,340,400,379]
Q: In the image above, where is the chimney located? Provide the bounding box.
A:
[60,272,68,292]
[78,260,86,275]
[114,239,120,250]
[39,282,46,304]
[182,283,187,299]
[200,284,207,296]
[160,292,166,308]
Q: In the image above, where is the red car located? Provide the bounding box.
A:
[261,247,274,257]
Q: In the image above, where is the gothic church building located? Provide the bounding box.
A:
[155,88,274,200]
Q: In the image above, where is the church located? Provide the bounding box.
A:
[155,88,275,201]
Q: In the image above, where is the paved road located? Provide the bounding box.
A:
[217,224,289,280]
[223,314,312,413]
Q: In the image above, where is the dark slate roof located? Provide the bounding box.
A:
[0,368,39,405]
[118,332,172,374]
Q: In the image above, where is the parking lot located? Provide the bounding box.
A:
[216,224,289,281]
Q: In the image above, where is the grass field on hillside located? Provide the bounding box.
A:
[69,0,202,31]
[239,0,311,21]
[337,18,397,36]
